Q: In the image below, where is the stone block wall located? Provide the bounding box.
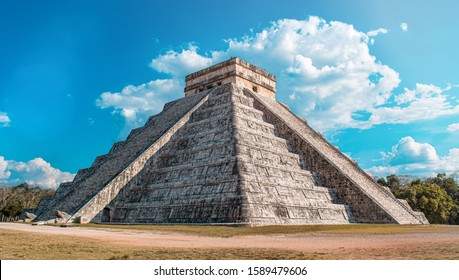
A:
[107,84,246,224]
[185,58,276,99]
[33,90,209,222]
[245,88,427,224]
[105,83,352,225]
[231,86,352,225]
[70,91,211,223]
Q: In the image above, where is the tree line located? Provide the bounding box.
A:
[377,173,459,224]
[0,183,55,218]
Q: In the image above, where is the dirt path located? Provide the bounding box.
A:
[2,223,459,256]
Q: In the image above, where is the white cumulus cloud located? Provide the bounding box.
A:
[394,83,443,104]
[0,112,10,127]
[96,79,182,134]
[447,123,459,132]
[367,28,388,45]
[150,44,220,77]
[400,22,408,32]
[367,137,459,177]
[0,156,75,189]
[97,16,459,133]
[362,83,459,128]
[223,17,401,130]
[390,136,439,164]
[367,28,388,37]
[0,156,11,179]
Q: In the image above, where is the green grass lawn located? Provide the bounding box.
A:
[62,223,457,237]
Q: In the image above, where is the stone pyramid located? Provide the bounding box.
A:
[29,58,428,225]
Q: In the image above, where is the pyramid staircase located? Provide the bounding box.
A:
[245,88,428,224]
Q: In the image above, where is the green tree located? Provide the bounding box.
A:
[426,173,459,202]
[1,198,24,217]
[386,174,400,189]
[377,178,387,186]
[0,183,55,218]
[394,182,458,224]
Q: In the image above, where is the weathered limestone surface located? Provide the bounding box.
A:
[245,88,428,224]
[32,182,74,220]
[33,91,209,222]
[185,57,276,99]
[30,57,428,225]
[107,84,244,224]
[231,86,351,224]
[69,92,211,223]
[104,83,351,225]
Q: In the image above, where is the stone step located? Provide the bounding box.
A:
[143,158,237,179]
[240,172,319,191]
[109,140,126,153]
[115,196,244,209]
[128,178,239,193]
[236,125,289,144]
[191,103,232,122]
[237,158,313,181]
[232,101,266,121]
[126,127,143,140]
[236,128,291,152]
[156,143,234,167]
[197,91,232,109]
[73,167,93,182]
[246,204,351,223]
[133,195,244,206]
[233,113,275,131]
[91,154,109,167]
[236,150,302,170]
[146,113,159,125]
[231,90,255,107]
[245,193,337,208]
[179,113,233,134]
[163,99,178,111]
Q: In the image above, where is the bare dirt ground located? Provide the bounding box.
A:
[2,223,459,259]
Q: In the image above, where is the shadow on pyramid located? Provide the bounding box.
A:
[28,58,428,225]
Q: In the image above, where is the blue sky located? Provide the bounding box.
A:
[1,0,459,188]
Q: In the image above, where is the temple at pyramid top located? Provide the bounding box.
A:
[185,57,276,98]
